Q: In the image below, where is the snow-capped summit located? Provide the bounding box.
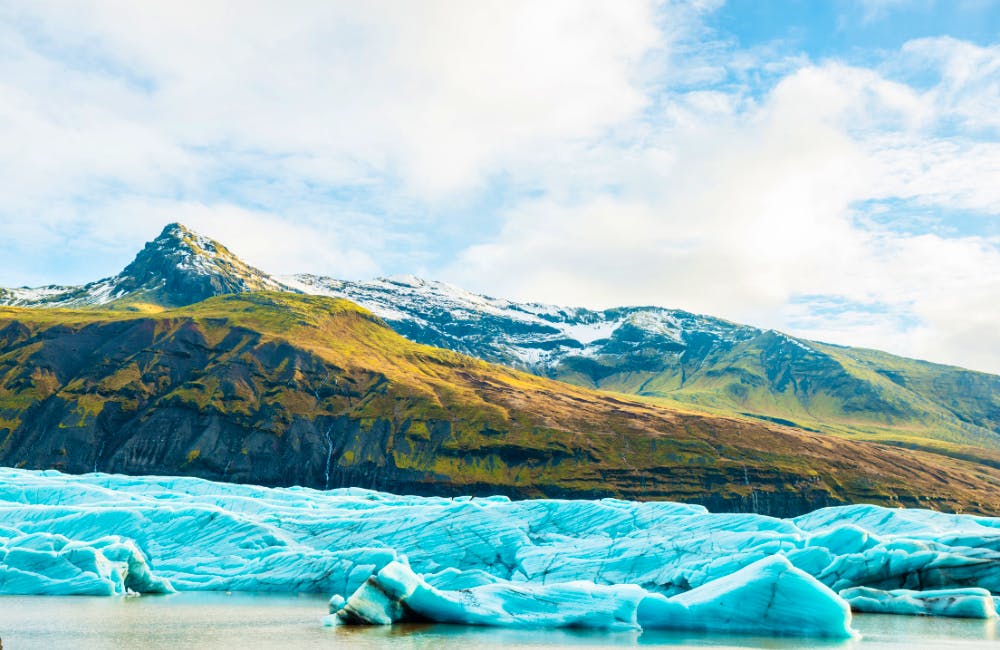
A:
[0,223,291,309]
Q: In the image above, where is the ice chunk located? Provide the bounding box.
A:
[326,561,647,630]
[424,567,503,590]
[638,556,855,638]
[328,556,855,638]
[814,539,1000,593]
[807,524,881,555]
[841,586,999,618]
[0,532,173,595]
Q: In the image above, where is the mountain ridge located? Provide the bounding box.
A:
[284,273,1000,452]
[3,223,998,455]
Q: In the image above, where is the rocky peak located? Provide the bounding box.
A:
[110,223,288,307]
[0,223,293,309]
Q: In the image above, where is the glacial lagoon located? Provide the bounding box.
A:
[1,592,998,649]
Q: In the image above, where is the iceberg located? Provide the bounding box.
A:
[325,560,648,631]
[324,556,854,638]
[840,586,999,618]
[1,468,999,637]
[637,555,854,637]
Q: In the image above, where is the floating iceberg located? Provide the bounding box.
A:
[326,560,649,631]
[637,555,854,637]
[324,556,854,637]
[840,586,999,618]
[1,468,999,637]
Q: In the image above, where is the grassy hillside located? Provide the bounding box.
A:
[552,328,1000,454]
[2,293,1000,515]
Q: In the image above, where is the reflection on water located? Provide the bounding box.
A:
[0,592,997,650]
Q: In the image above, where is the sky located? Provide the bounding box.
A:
[1,0,999,373]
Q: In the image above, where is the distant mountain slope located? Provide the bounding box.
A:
[286,274,1000,452]
[3,223,997,455]
[2,292,1000,515]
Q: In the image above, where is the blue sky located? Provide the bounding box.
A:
[715,0,999,56]
[0,0,998,373]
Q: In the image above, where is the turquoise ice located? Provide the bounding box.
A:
[323,555,854,637]
[840,586,998,618]
[2,468,999,636]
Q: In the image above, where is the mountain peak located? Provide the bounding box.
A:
[0,223,292,309]
[147,222,227,260]
[159,221,193,237]
[109,224,287,308]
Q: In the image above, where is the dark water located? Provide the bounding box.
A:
[0,592,997,649]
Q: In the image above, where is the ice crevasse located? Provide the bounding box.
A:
[2,468,1000,637]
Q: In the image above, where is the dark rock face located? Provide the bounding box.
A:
[0,316,413,495]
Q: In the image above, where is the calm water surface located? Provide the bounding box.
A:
[0,592,997,649]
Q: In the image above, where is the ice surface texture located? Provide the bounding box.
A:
[2,469,999,636]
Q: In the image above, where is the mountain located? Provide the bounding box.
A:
[0,223,288,309]
[4,223,999,459]
[3,292,1000,516]
[285,274,1000,454]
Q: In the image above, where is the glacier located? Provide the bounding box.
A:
[2,468,1000,637]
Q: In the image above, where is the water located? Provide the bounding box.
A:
[0,592,997,649]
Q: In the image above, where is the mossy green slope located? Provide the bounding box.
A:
[2,292,1000,515]
[553,328,1000,455]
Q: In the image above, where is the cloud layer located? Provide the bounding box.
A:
[0,1,998,372]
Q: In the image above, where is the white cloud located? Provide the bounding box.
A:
[445,50,1000,373]
[899,37,1000,131]
[1,0,661,198]
[856,0,914,23]
[782,233,1000,373]
[0,0,668,285]
[1,3,998,373]
[868,138,1000,214]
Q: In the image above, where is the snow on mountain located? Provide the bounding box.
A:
[0,285,79,306]
[1,224,755,374]
[283,272,758,372]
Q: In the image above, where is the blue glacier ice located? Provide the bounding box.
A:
[636,555,854,637]
[325,560,649,630]
[0,532,173,595]
[323,556,853,637]
[840,586,999,618]
[2,468,999,638]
